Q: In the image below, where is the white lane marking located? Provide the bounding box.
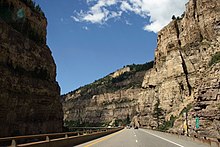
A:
[136,140,138,143]
[142,130,184,147]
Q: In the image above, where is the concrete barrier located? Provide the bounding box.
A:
[0,127,123,147]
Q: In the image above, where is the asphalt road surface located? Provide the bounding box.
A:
[76,128,208,147]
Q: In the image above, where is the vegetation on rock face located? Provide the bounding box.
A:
[20,0,45,17]
[209,52,220,66]
[114,117,131,126]
[153,99,178,131]
[63,61,154,97]
[158,115,177,131]
[0,0,45,44]
[179,104,192,117]
[64,117,131,129]
[64,120,105,129]
[153,99,165,130]
[153,104,193,132]
[126,61,154,72]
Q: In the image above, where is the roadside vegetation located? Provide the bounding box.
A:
[153,101,192,132]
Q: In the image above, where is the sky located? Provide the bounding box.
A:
[34,0,187,94]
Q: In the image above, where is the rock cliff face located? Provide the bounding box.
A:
[142,0,220,138]
[0,0,63,137]
[62,62,154,127]
[62,0,219,139]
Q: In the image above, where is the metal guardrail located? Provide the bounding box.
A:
[0,127,123,147]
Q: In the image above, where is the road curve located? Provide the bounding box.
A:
[76,128,208,147]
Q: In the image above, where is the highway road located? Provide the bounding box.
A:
[76,128,208,147]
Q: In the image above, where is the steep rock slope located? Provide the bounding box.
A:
[142,0,220,138]
[62,0,219,138]
[0,0,63,137]
[62,62,154,127]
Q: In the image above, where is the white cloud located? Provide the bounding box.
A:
[71,12,82,22]
[71,0,188,33]
[82,26,89,30]
[125,20,132,25]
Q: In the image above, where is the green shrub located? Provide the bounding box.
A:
[64,120,104,128]
[153,99,165,130]
[158,115,177,131]
[127,61,154,72]
[209,52,220,66]
[179,104,192,117]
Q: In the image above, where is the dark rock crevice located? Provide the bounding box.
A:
[179,51,192,96]
[192,0,197,19]
[174,19,192,96]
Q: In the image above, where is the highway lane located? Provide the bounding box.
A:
[76,128,208,147]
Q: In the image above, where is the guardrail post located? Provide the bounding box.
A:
[46,136,50,142]
[11,139,17,147]
[65,134,68,138]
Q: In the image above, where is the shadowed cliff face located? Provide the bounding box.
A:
[142,0,220,138]
[0,0,63,137]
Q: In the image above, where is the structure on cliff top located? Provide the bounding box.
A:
[0,0,63,137]
[62,0,220,139]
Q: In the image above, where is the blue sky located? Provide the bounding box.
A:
[34,0,187,94]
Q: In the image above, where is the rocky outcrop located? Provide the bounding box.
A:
[62,62,154,127]
[190,62,220,138]
[0,0,63,137]
[111,67,131,78]
[142,0,220,138]
[62,0,219,139]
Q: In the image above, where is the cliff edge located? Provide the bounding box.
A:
[0,0,63,137]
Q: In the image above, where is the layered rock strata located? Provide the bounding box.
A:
[62,63,154,127]
[0,0,63,137]
[142,0,220,138]
[62,0,220,139]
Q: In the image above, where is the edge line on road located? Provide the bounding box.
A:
[84,129,124,147]
[141,129,184,147]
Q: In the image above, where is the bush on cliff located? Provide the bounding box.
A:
[209,52,220,66]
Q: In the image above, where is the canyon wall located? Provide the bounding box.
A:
[62,63,154,127]
[142,0,220,138]
[0,0,63,137]
[62,0,219,139]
